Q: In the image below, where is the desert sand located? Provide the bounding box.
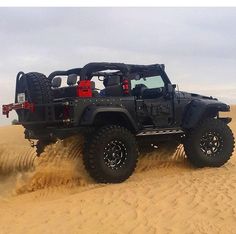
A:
[0,106,235,234]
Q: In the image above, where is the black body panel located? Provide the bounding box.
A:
[10,62,232,141]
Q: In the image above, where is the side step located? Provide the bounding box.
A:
[136,128,184,136]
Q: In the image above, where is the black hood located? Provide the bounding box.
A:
[176,91,217,101]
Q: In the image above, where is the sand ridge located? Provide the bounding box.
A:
[0,107,235,234]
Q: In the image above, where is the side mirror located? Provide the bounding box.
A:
[167,84,176,93]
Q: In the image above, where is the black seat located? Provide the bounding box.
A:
[53,87,77,99]
[132,84,147,98]
[63,86,77,97]
[142,87,164,99]
[104,75,123,97]
[53,75,77,99]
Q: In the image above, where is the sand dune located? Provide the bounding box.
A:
[0,107,235,234]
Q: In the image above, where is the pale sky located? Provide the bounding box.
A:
[0,7,236,124]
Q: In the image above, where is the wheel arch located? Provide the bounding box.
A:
[182,99,230,129]
[80,106,138,133]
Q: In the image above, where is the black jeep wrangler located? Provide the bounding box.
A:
[3,62,235,183]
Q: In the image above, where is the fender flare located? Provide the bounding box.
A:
[182,99,230,129]
[80,106,138,132]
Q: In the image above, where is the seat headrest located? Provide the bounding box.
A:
[67,74,77,86]
[52,77,62,88]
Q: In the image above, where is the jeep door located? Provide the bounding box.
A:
[131,75,174,128]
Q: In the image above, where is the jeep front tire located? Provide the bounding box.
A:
[184,118,235,167]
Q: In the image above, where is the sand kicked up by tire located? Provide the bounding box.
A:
[0,132,185,196]
[15,135,94,194]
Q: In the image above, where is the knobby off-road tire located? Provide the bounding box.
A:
[21,72,53,130]
[184,118,235,168]
[83,125,138,183]
[25,72,53,104]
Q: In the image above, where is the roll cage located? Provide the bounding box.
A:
[48,62,171,86]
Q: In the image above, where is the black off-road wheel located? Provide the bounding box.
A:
[83,125,138,183]
[184,118,235,167]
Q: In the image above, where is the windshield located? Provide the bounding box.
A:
[131,75,164,89]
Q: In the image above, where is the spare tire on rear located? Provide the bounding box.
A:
[16,72,53,127]
[23,72,53,104]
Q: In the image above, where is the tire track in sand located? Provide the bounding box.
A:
[0,145,36,174]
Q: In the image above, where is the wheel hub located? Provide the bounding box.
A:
[104,140,128,169]
[200,131,223,156]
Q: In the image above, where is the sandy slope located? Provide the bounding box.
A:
[0,107,235,234]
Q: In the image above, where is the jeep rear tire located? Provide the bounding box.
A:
[184,118,235,167]
[83,125,138,183]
